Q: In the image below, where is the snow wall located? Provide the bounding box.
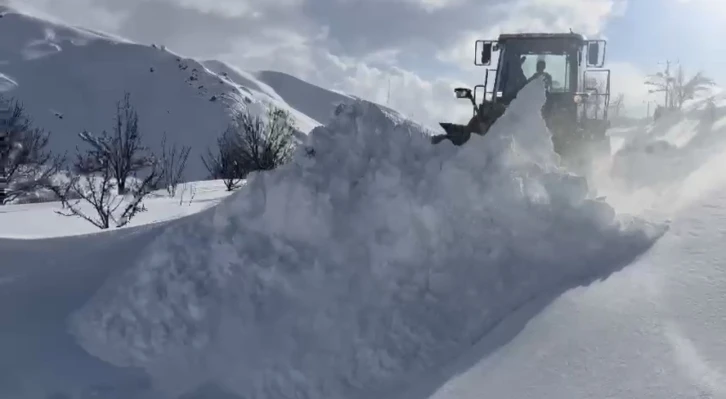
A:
[69,79,665,398]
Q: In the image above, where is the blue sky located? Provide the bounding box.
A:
[601,0,726,114]
[607,0,726,80]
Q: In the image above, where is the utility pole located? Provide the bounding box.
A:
[663,60,671,108]
[660,59,680,109]
[386,77,391,106]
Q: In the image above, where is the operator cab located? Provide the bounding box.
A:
[468,32,610,133]
[437,31,611,169]
[482,34,607,102]
[485,33,599,104]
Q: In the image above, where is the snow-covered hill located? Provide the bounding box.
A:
[200,60,322,133]
[201,61,405,130]
[253,69,359,125]
[0,6,347,181]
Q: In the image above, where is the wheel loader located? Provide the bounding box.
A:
[433,32,612,168]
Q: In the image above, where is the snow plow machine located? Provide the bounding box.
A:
[433,32,612,170]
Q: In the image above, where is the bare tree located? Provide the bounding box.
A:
[646,62,714,110]
[0,97,64,204]
[50,154,115,229]
[47,94,163,229]
[237,107,297,172]
[158,132,190,196]
[672,66,715,109]
[178,181,197,206]
[201,131,247,191]
[609,93,625,118]
[646,61,675,109]
[201,106,297,191]
[49,143,162,229]
[79,92,154,194]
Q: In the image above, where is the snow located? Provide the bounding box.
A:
[202,60,322,133]
[0,180,233,238]
[428,127,726,399]
[253,70,358,126]
[604,92,726,214]
[4,6,726,399]
[416,88,726,399]
[64,79,661,398]
[0,6,345,181]
[1,227,160,399]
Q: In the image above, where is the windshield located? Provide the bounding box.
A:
[520,54,571,92]
[496,40,577,99]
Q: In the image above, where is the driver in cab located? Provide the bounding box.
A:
[528,59,552,90]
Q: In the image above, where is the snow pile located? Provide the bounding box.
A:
[69,79,663,398]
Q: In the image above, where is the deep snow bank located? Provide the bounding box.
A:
[69,79,663,398]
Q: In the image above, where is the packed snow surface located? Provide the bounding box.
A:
[429,160,726,399]
[0,180,232,238]
[68,79,662,398]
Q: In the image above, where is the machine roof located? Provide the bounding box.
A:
[497,32,586,42]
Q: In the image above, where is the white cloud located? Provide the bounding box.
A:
[6,0,628,128]
[400,0,469,12]
[4,0,127,31]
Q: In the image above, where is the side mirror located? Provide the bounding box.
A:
[587,41,600,66]
[454,88,472,99]
[481,43,492,64]
[475,40,494,66]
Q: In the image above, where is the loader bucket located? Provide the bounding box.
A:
[433,123,471,145]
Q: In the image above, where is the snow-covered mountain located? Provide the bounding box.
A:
[201,61,355,128]
[253,70,361,125]
[0,6,359,181]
